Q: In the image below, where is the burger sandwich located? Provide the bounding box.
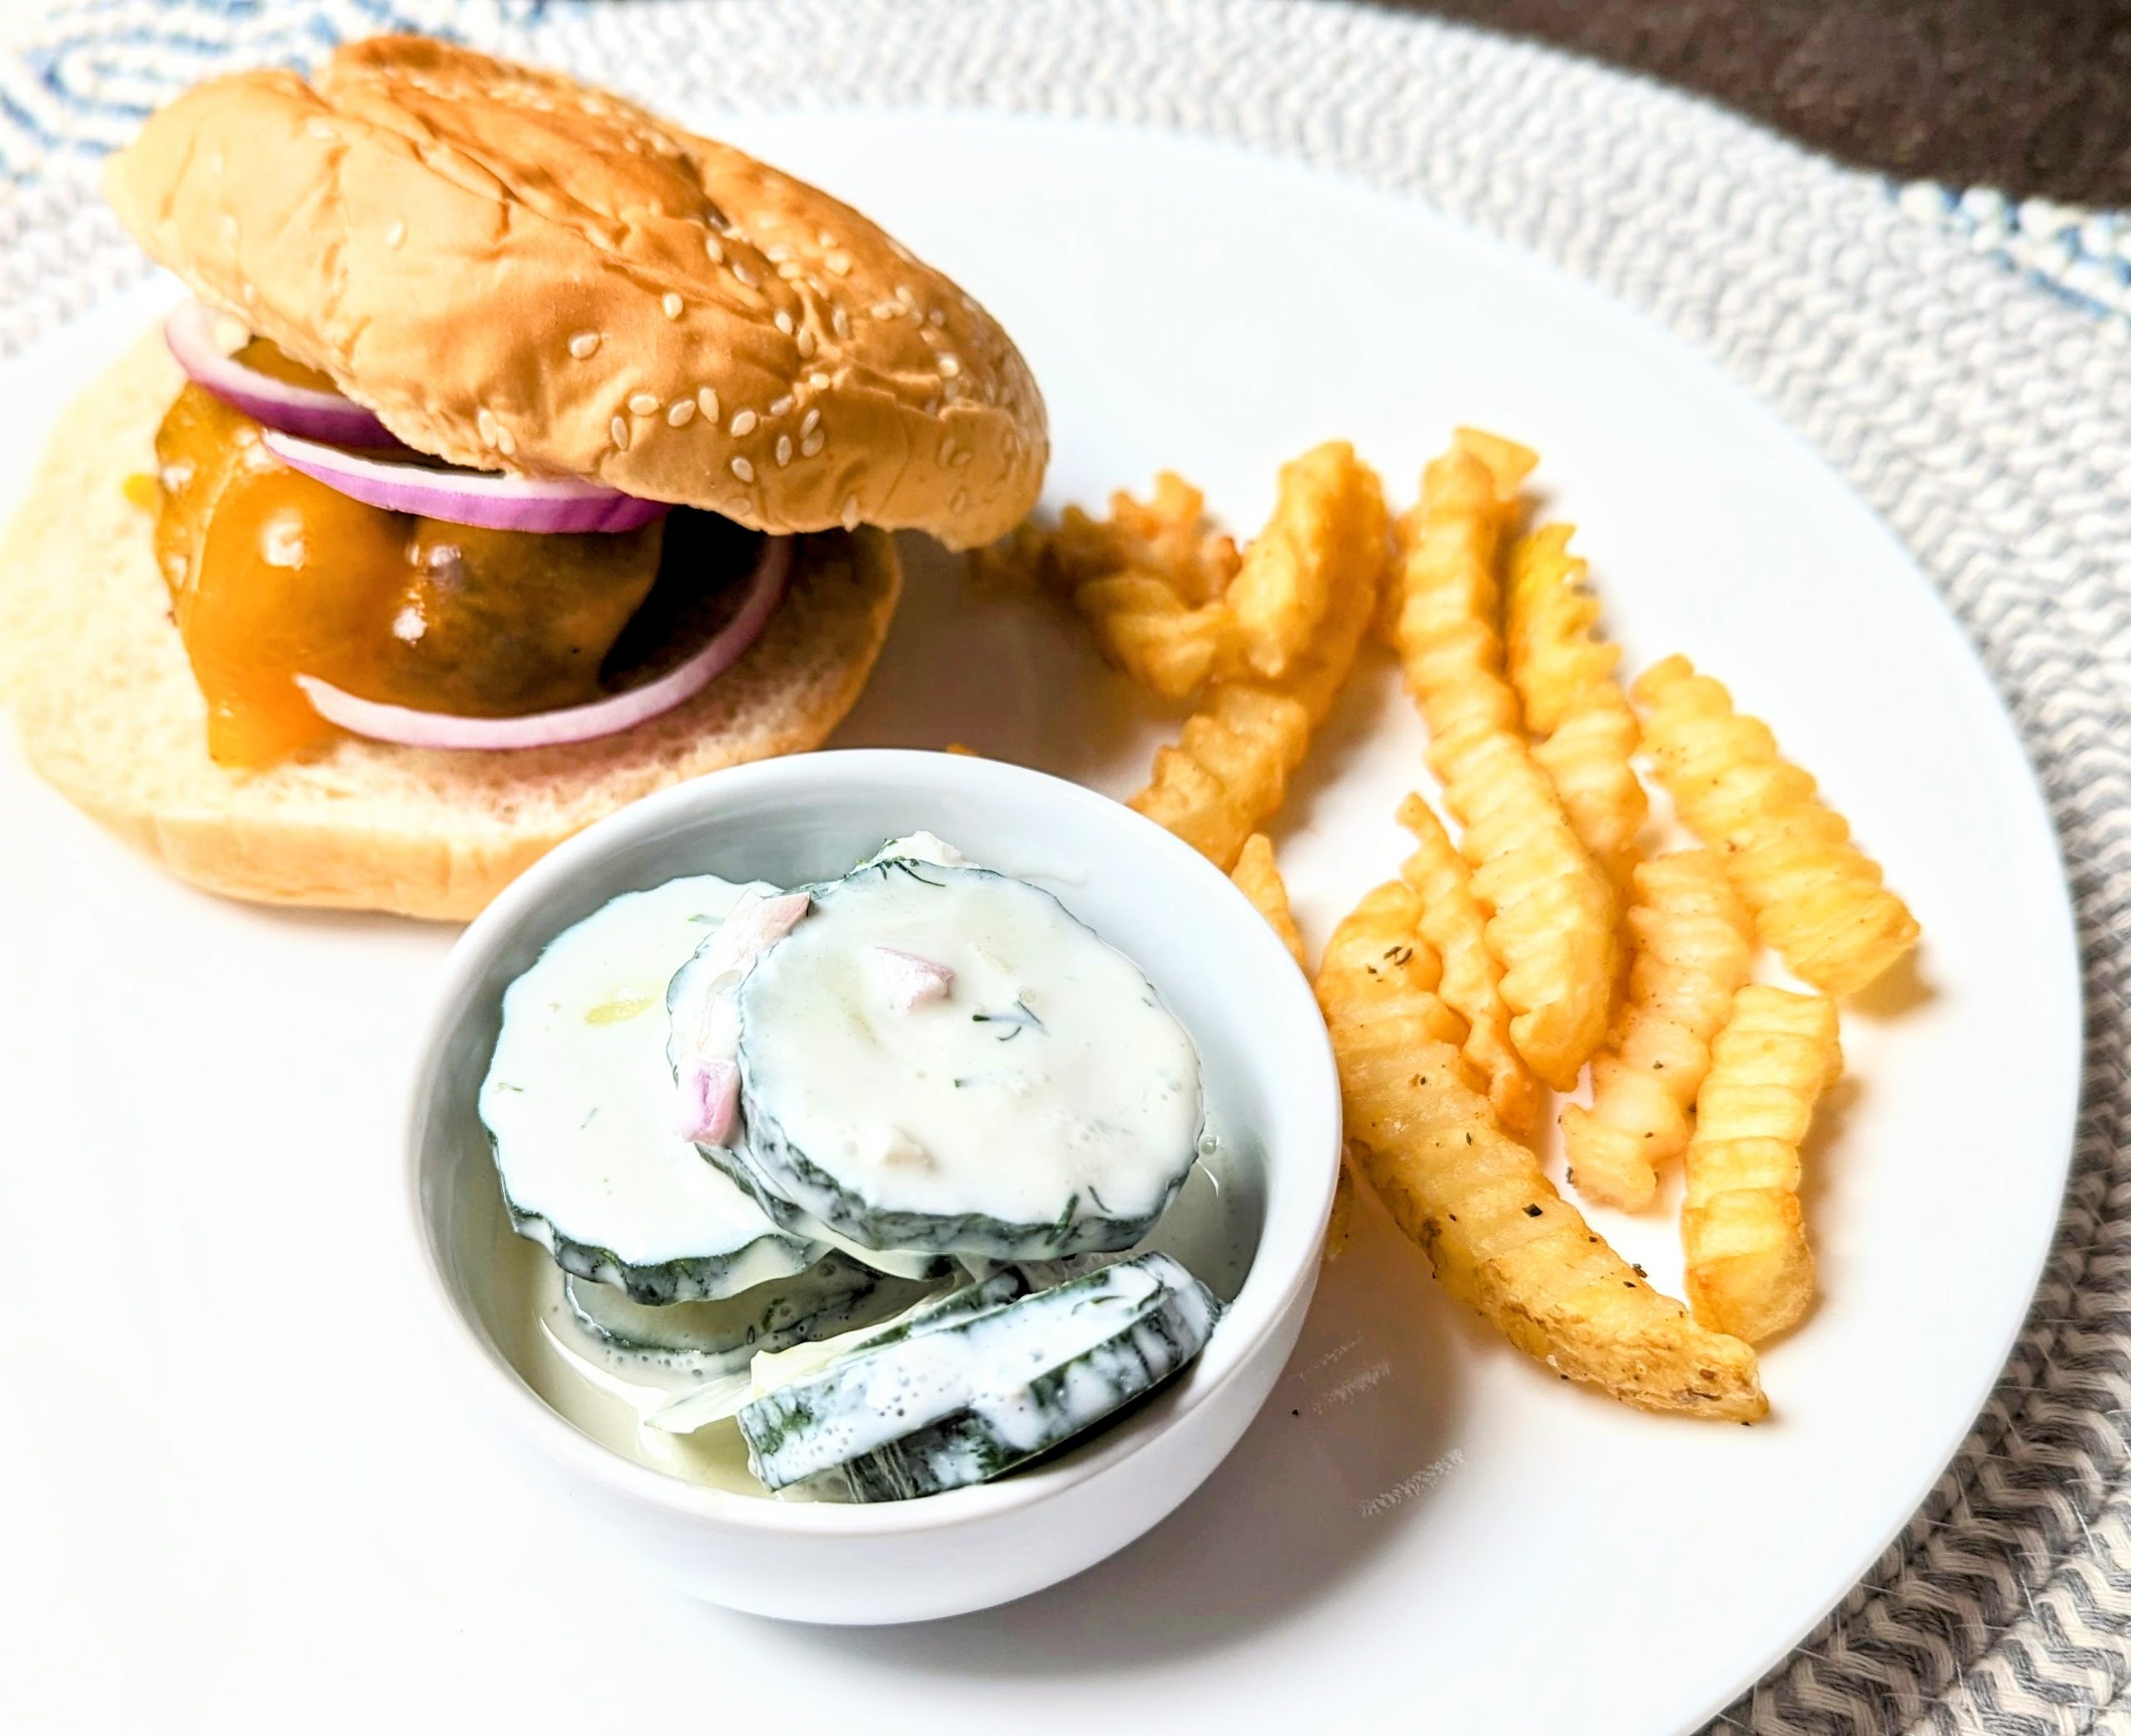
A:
[0,36,1046,918]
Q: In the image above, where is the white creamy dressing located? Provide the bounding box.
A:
[735,845,1204,1233]
[479,875,817,1285]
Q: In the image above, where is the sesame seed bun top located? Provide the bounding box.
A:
[102,35,1048,548]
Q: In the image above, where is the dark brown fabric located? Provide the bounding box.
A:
[1365,0,2131,204]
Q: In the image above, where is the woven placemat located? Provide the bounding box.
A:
[6,2,2128,1729]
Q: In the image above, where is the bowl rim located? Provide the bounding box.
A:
[403,748,1343,1538]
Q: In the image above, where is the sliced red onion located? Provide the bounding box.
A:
[261,428,668,534]
[668,886,813,1060]
[293,535,791,751]
[676,1057,741,1147]
[873,947,955,1010]
[164,300,398,448]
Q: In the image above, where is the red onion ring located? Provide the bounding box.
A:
[261,428,668,535]
[164,300,398,448]
[292,535,792,751]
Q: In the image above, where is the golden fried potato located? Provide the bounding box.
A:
[1634,655,1920,994]
[1505,523,1618,735]
[1534,685,1648,895]
[1229,443,1376,680]
[1504,523,1647,890]
[1426,721,1618,1089]
[1395,793,1539,1136]
[1315,880,1766,1420]
[1130,444,1388,870]
[1389,436,1617,1088]
[1231,831,1308,968]
[1383,432,1527,738]
[968,472,1242,701]
[1683,985,1842,1342]
[1561,851,1754,1211]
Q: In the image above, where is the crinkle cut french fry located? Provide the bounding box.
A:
[1227,443,1377,681]
[1634,655,1919,995]
[967,473,1241,701]
[1428,720,1618,1089]
[1314,878,1766,1421]
[1230,832,1307,969]
[1390,436,1617,1088]
[1506,523,1646,890]
[1682,985,1842,1343]
[1385,434,1527,739]
[1130,444,1388,871]
[1394,792,1538,1136]
[1561,851,1754,1210]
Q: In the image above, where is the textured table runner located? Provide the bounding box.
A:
[5,4,2129,1730]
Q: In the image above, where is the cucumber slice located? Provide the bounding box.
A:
[720,858,1204,1259]
[479,875,822,1304]
[736,1252,1221,1500]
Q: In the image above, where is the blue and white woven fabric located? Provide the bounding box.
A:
[7,3,2130,1729]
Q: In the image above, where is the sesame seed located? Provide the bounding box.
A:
[796,328,817,359]
[801,409,821,437]
[774,310,794,336]
[872,301,900,320]
[831,307,851,340]
[951,489,970,513]
[841,494,861,528]
[704,235,725,264]
[769,394,794,417]
[895,284,916,308]
[667,399,696,428]
[569,331,601,360]
[697,386,721,422]
[477,408,500,446]
[826,254,852,276]
[628,392,660,417]
[952,449,972,467]
[386,220,407,249]
[939,438,956,464]
[775,435,792,467]
[729,409,758,436]
[938,353,962,377]
[496,425,517,456]
[662,292,683,320]
[765,244,792,263]
[730,456,756,483]
[732,262,758,288]
[928,308,946,327]
[777,262,803,281]
[801,432,825,459]
[807,371,830,391]
[817,229,837,247]
[611,417,630,450]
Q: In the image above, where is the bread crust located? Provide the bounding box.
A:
[104,36,1046,548]
[0,334,902,920]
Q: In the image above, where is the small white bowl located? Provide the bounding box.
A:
[404,749,1341,1624]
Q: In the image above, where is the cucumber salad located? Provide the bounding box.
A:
[479,833,1231,1501]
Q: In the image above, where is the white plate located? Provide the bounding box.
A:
[0,114,2077,1736]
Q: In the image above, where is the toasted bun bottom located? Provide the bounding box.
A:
[0,332,902,920]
